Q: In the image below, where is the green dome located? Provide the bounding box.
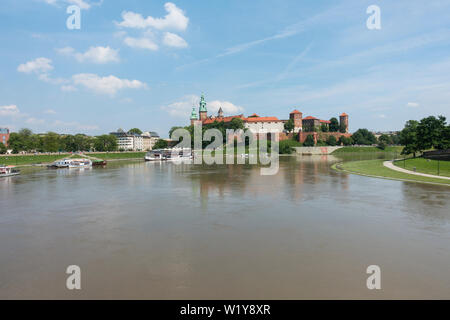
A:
[199,94,207,113]
[190,106,198,120]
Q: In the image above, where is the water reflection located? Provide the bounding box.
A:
[0,157,449,299]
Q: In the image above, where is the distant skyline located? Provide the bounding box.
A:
[1,0,450,137]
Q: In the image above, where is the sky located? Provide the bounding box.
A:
[0,0,449,137]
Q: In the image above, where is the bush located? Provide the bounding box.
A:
[279,139,302,154]
[327,135,337,146]
[304,135,315,147]
[0,143,6,154]
[339,136,352,146]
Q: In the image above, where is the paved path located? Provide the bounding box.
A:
[383,160,450,180]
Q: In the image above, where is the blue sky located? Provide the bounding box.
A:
[0,0,449,137]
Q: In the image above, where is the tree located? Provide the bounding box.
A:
[416,115,446,151]
[439,125,450,150]
[399,120,419,157]
[153,139,168,149]
[378,134,392,145]
[320,123,329,132]
[228,118,244,130]
[352,129,377,145]
[94,135,118,152]
[128,128,142,135]
[339,136,352,146]
[0,143,6,154]
[304,135,315,147]
[169,126,183,139]
[326,135,337,146]
[42,132,62,152]
[284,119,295,133]
[329,118,339,132]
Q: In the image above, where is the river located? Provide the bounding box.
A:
[0,155,449,299]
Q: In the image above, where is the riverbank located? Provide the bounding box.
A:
[0,152,146,166]
[333,159,450,186]
[393,157,450,177]
[331,146,403,154]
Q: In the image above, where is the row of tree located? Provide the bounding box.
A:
[399,116,450,156]
[3,129,118,154]
[284,117,346,133]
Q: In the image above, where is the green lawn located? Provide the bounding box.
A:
[334,159,450,185]
[394,157,450,177]
[0,154,69,166]
[86,152,146,160]
[332,146,404,154]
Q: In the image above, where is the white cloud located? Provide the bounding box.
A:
[43,0,96,10]
[25,117,45,125]
[163,32,188,48]
[124,37,159,51]
[61,85,77,92]
[57,46,120,63]
[161,95,245,118]
[67,0,91,10]
[44,109,57,114]
[17,57,53,74]
[0,105,20,116]
[52,120,99,131]
[117,3,189,31]
[407,102,420,107]
[72,73,147,95]
[208,100,245,115]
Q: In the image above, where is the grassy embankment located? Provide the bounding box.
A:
[83,152,146,160]
[0,154,70,166]
[0,152,146,166]
[333,159,450,185]
[394,157,450,177]
[332,146,404,153]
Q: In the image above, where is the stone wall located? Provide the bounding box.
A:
[293,146,343,155]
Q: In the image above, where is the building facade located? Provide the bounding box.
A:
[110,129,160,151]
[188,94,350,144]
[0,128,10,146]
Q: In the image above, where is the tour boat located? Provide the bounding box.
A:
[145,148,193,161]
[0,165,20,177]
[48,158,92,169]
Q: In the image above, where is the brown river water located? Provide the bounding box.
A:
[0,155,449,299]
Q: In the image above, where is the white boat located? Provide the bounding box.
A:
[67,158,92,168]
[48,158,92,169]
[145,148,193,161]
[0,165,20,177]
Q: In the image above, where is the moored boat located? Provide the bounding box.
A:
[145,148,193,161]
[48,158,92,169]
[0,165,20,177]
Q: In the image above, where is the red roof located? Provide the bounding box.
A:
[303,116,318,120]
[290,109,302,114]
[202,115,245,125]
[245,116,280,123]
[320,120,331,124]
[340,113,348,117]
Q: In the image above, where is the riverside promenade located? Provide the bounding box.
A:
[383,160,450,180]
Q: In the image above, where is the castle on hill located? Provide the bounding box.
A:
[189,94,350,144]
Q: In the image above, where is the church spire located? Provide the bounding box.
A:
[198,93,207,121]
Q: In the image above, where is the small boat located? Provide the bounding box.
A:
[145,148,193,161]
[47,159,71,169]
[0,165,20,177]
[92,159,107,166]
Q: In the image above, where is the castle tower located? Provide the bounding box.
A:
[199,94,207,121]
[339,113,349,133]
[190,106,198,126]
[289,109,303,133]
[218,107,223,118]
